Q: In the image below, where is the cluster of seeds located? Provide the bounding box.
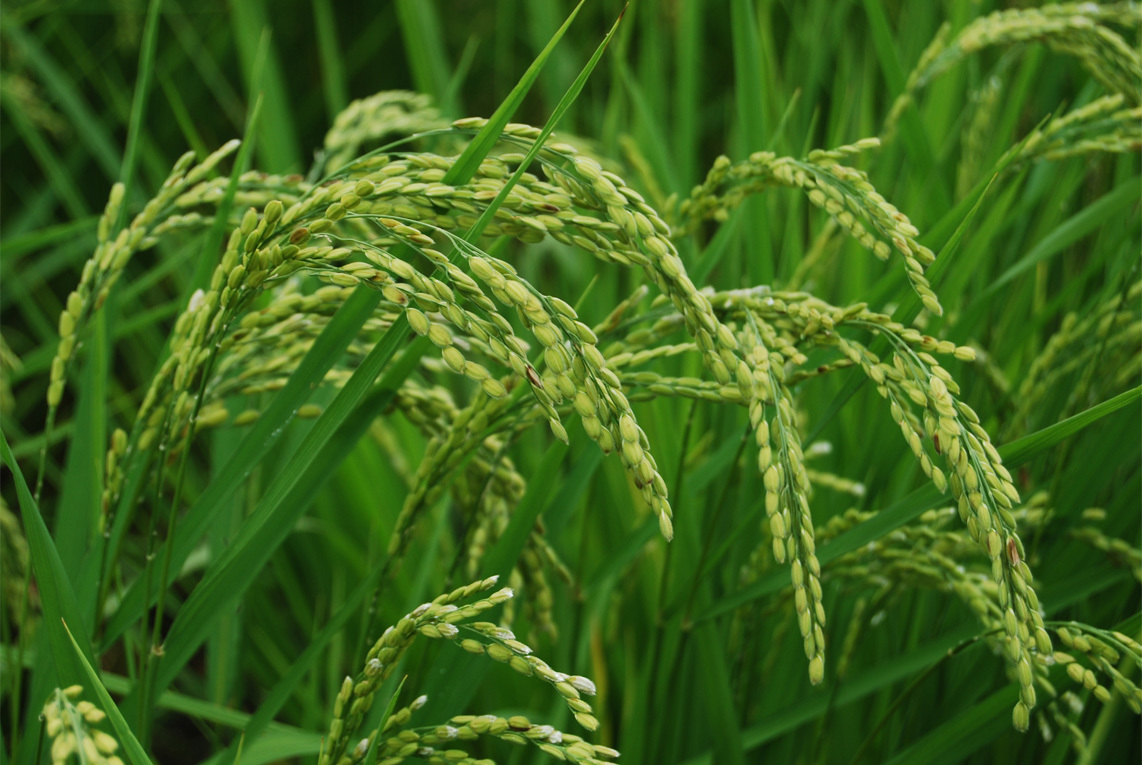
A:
[884,3,1141,140]
[438,123,751,396]
[797,496,1140,749]
[955,5,1141,102]
[391,384,570,638]
[173,168,309,217]
[40,686,122,765]
[957,74,1005,197]
[677,140,943,315]
[72,113,762,555]
[456,623,603,729]
[143,240,1124,704]
[1014,282,1141,431]
[696,291,996,685]
[618,371,745,406]
[322,90,446,173]
[124,276,570,637]
[393,212,677,537]
[374,699,618,765]
[321,577,511,765]
[1053,625,1142,713]
[115,130,698,540]
[1011,94,1142,168]
[1067,509,1142,581]
[1019,612,1142,756]
[744,330,826,684]
[840,327,1050,725]
[387,392,514,559]
[321,577,605,765]
[43,142,241,500]
[815,506,1006,634]
[99,428,128,520]
[82,158,1114,706]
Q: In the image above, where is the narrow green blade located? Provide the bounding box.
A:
[63,621,153,765]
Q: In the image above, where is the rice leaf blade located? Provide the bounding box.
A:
[62,620,153,765]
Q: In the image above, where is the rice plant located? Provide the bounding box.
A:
[1,1,1139,763]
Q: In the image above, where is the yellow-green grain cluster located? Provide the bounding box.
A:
[320,577,511,765]
[323,90,447,173]
[373,694,619,765]
[678,141,943,315]
[746,329,826,684]
[40,687,123,765]
[885,3,1142,140]
[320,578,607,765]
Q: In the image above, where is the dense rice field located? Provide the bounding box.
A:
[1,2,1139,763]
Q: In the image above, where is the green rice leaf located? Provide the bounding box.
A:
[101,286,382,647]
[152,313,409,694]
[1,430,93,761]
[62,620,153,765]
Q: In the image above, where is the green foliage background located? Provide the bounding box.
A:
[1,1,1139,763]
